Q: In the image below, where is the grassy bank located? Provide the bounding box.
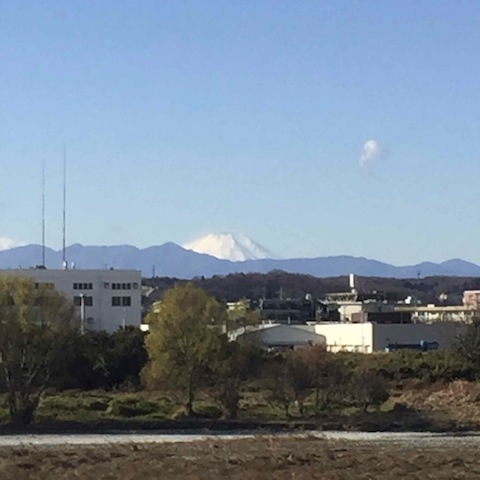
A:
[1,436,480,479]
[2,379,480,433]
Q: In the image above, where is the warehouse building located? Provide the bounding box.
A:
[314,322,465,353]
[229,324,326,350]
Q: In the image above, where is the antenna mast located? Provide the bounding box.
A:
[42,160,46,267]
[62,145,67,268]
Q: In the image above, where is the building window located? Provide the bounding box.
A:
[104,282,110,289]
[73,283,93,290]
[122,296,131,307]
[74,296,93,307]
[133,282,139,289]
[112,283,132,290]
[112,296,122,307]
[34,282,54,290]
[111,283,132,290]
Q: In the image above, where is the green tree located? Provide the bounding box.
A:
[142,283,225,416]
[56,327,148,391]
[0,276,74,425]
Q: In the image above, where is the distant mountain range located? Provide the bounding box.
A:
[0,242,480,279]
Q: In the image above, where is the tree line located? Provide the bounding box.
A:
[144,271,480,305]
[1,277,480,425]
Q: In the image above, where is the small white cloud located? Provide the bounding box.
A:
[360,139,383,169]
[0,237,23,251]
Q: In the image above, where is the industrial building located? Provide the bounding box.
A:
[256,297,315,324]
[0,268,142,332]
[229,324,326,350]
[313,322,465,353]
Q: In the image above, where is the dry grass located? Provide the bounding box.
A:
[0,436,479,479]
[396,380,480,427]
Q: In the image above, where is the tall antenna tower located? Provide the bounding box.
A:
[62,145,67,269]
[42,160,46,267]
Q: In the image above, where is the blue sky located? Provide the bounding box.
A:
[1,1,480,265]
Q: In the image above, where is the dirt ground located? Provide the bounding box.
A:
[0,436,479,480]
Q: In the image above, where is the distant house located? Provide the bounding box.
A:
[228,324,326,350]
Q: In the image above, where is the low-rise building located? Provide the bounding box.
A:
[256,298,315,324]
[0,268,142,332]
[314,322,464,353]
[229,324,326,350]
[394,304,472,323]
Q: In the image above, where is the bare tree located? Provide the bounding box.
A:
[351,369,389,413]
[209,339,262,419]
[285,349,313,418]
[265,358,296,418]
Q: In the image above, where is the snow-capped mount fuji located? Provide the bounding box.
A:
[183,233,277,262]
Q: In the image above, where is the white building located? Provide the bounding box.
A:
[0,268,142,332]
[463,290,480,310]
[314,322,465,353]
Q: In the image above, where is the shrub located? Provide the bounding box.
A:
[194,402,223,419]
[107,398,159,418]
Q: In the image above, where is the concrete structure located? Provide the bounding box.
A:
[256,298,315,324]
[314,322,465,353]
[463,290,480,310]
[323,292,397,322]
[351,311,412,324]
[0,268,142,332]
[394,305,472,323]
[229,324,326,350]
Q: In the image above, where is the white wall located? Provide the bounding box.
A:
[314,322,466,353]
[314,323,374,353]
[336,303,363,322]
[0,269,142,332]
